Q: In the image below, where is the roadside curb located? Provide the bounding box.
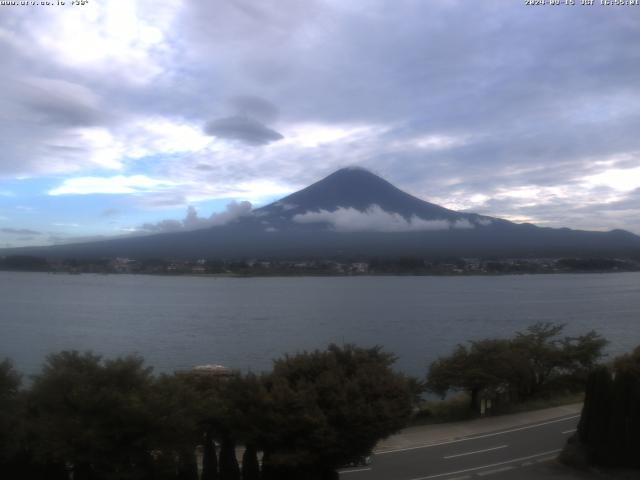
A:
[375,403,583,453]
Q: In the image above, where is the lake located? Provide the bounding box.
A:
[1,271,639,378]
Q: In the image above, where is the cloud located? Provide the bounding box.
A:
[204,115,284,146]
[582,165,640,193]
[230,95,279,123]
[0,77,124,175]
[293,205,475,233]
[451,219,474,230]
[138,201,253,233]
[0,228,42,235]
[0,1,184,177]
[5,2,177,85]
[52,223,80,228]
[2,0,640,241]
[138,219,183,234]
[19,77,107,127]
[202,95,283,146]
[210,201,253,224]
[48,175,177,196]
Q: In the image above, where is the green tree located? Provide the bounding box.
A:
[0,358,28,477]
[427,323,607,410]
[28,351,157,480]
[427,339,521,410]
[511,322,566,396]
[576,346,640,468]
[512,323,607,396]
[260,344,413,479]
[613,345,640,378]
[149,374,204,480]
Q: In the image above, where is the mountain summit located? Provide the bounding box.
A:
[259,167,460,220]
[250,167,496,234]
[4,168,640,259]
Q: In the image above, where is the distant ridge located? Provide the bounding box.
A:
[3,168,640,259]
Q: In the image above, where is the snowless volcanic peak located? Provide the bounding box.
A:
[3,168,640,260]
[266,167,461,220]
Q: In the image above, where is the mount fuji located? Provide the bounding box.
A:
[6,168,640,259]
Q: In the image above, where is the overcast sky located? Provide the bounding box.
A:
[1,0,639,247]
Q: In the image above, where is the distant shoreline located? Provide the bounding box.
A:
[2,268,639,278]
[2,253,640,277]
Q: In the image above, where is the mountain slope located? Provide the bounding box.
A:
[261,167,460,219]
[247,167,501,233]
[4,168,640,259]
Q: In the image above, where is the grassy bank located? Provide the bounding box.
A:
[410,392,584,426]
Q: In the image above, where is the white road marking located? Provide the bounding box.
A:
[476,466,515,476]
[561,429,577,434]
[376,415,579,455]
[407,449,562,480]
[443,445,508,459]
[340,467,372,474]
[534,456,557,463]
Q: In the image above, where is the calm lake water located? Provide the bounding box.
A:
[1,271,639,378]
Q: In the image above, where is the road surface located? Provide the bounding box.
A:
[340,412,581,480]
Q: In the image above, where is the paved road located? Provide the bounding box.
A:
[339,414,580,480]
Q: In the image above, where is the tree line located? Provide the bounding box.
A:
[0,323,622,479]
[426,322,608,411]
[0,345,415,480]
[427,323,640,470]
